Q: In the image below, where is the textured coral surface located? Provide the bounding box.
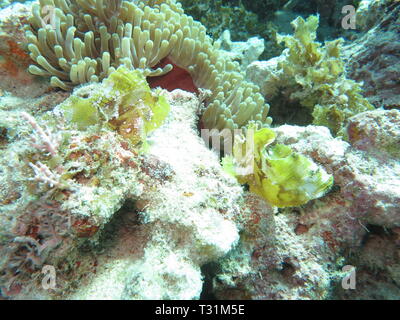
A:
[345,1,400,109]
[0,0,399,301]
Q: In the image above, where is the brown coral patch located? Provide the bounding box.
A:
[72,218,100,238]
[140,154,174,182]
[295,223,309,235]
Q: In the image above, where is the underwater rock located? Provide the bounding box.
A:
[0,110,147,298]
[213,193,344,300]
[216,30,265,69]
[356,0,391,31]
[246,15,374,134]
[68,90,245,300]
[0,0,399,302]
[344,2,400,109]
[246,57,284,101]
[346,109,400,159]
[337,226,400,300]
[0,2,50,96]
[118,90,243,299]
[0,88,245,299]
[213,121,400,300]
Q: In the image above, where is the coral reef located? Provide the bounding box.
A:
[0,87,245,299]
[246,15,374,135]
[213,193,346,300]
[213,114,400,299]
[346,109,400,159]
[0,64,172,297]
[242,0,362,40]
[0,0,399,301]
[0,98,145,296]
[180,0,362,60]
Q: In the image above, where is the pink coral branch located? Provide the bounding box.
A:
[29,161,61,188]
[21,112,59,157]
